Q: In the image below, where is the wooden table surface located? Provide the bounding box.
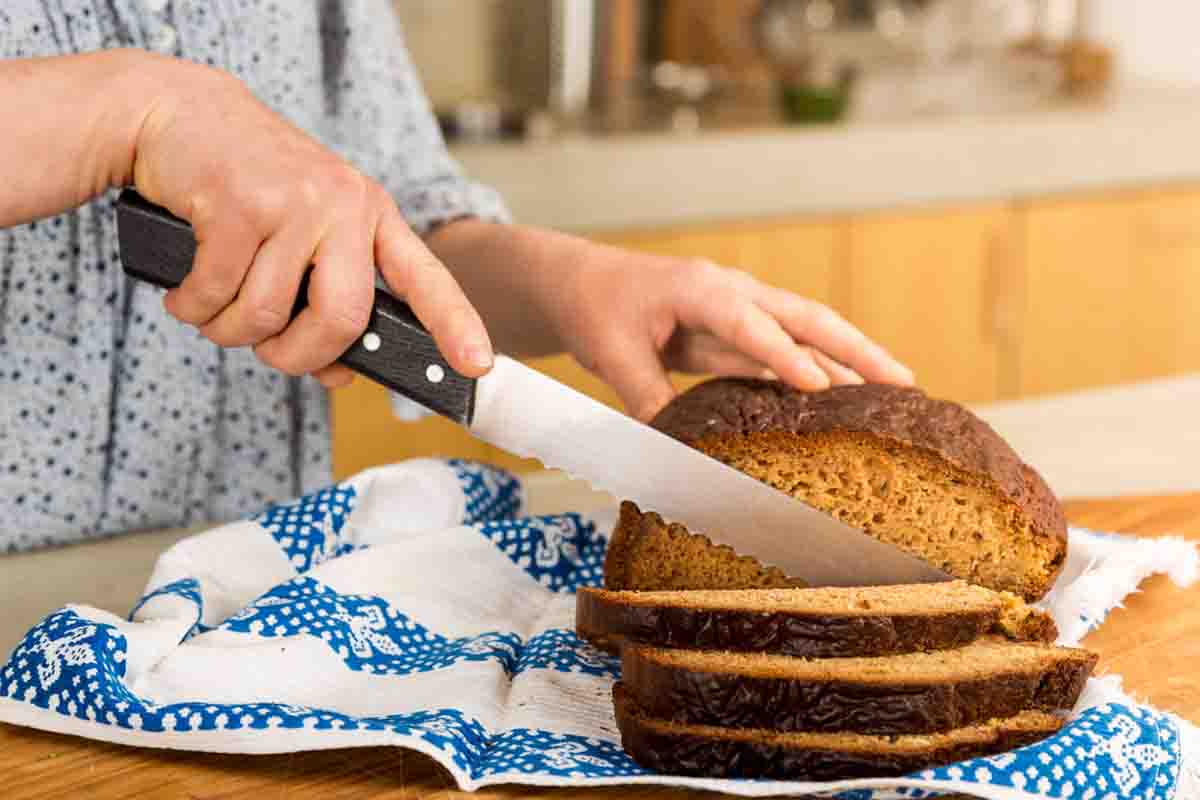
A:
[3,494,1198,799]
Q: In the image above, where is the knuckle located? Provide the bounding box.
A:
[325,301,372,340]
[728,302,755,343]
[786,296,821,328]
[246,304,289,339]
[366,179,394,210]
[587,338,626,378]
[322,168,370,219]
[183,280,235,315]
[232,183,285,232]
[330,166,368,197]
[255,348,304,378]
[685,257,722,281]
[294,175,326,213]
[727,267,756,286]
[802,299,845,334]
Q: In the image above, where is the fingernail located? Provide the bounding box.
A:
[464,342,494,371]
[760,369,779,381]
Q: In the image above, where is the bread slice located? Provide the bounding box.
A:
[613,683,1064,780]
[621,637,1096,736]
[576,581,1057,656]
[647,380,1068,601]
[603,501,805,592]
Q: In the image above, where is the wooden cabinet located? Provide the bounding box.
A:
[1017,188,1200,397]
[840,204,1019,404]
[332,185,1200,480]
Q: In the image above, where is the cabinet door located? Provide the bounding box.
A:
[1018,188,1200,397]
[482,218,840,472]
[841,204,1018,404]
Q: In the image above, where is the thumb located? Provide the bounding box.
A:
[591,342,677,423]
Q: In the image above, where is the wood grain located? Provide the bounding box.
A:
[1018,186,1200,398]
[840,203,1017,405]
[2,494,1197,799]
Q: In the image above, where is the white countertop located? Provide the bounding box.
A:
[3,374,1198,658]
[453,84,1200,232]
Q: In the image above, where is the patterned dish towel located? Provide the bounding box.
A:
[1,459,1198,799]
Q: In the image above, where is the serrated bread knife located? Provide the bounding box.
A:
[115,188,952,587]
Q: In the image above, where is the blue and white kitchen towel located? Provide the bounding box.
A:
[2,459,1198,799]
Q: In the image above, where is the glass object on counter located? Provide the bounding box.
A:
[848,0,1072,120]
[753,0,894,123]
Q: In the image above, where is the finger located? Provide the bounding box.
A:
[375,205,493,377]
[199,221,315,347]
[165,213,260,327]
[811,350,865,385]
[255,208,375,376]
[314,364,356,389]
[679,292,831,391]
[762,288,914,385]
[664,332,772,378]
[590,339,677,422]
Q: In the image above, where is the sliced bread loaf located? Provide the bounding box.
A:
[644,380,1068,601]
[613,683,1064,781]
[576,581,1057,656]
[621,637,1096,735]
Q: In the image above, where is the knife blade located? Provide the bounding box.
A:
[115,189,952,587]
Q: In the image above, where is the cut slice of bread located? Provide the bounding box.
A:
[603,501,806,592]
[613,683,1064,781]
[646,380,1068,601]
[576,581,1057,656]
[621,637,1096,736]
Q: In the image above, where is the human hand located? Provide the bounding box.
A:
[131,58,492,387]
[556,246,914,421]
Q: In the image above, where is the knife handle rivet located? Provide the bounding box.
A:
[362,332,382,352]
[425,363,445,384]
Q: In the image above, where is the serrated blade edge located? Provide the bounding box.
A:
[468,358,952,587]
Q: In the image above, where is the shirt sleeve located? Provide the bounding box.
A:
[317,0,512,235]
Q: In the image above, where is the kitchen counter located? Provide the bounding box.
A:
[451,84,1200,231]
[2,374,1198,658]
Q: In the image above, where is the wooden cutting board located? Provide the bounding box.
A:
[2,493,1198,799]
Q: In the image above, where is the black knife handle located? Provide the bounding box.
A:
[115,189,476,424]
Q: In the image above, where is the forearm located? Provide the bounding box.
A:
[0,49,172,227]
[426,218,599,358]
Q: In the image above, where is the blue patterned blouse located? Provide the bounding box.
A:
[0,1,510,551]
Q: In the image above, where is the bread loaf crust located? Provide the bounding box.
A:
[649,380,1068,599]
[613,684,1063,781]
[621,642,1095,736]
[576,586,1000,658]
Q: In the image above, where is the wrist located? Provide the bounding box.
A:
[426,220,580,357]
[102,50,236,195]
[87,49,172,190]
